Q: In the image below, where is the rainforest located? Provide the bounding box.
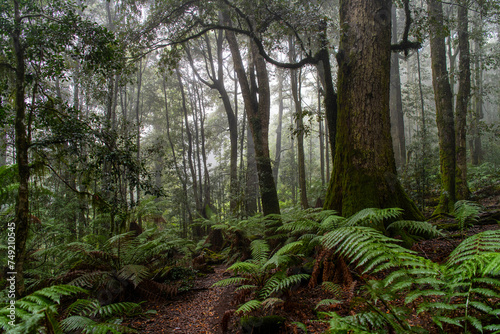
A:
[1,0,500,333]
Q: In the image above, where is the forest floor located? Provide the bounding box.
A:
[127,189,500,334]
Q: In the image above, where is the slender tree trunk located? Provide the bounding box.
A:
[289,36,309,209]
[176,69,202,235]
[470,12,483,166]
[455,1,471,200]
[429,0,456,215]
[135,60,143,228]
[13,0,29,298]
[245,121,258,215]
[318,75,325,186]
[316,22,337,167]
[162,76,192,237]
[324,0,422,220]
[417,50,429,210]
[225,23,280,216]
[390,5,406,169]
[273,69,284,185]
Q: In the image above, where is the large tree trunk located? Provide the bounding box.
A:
[455,1,471,200]
[13,0,30,298]
[390,5,406,169]
[324,0,422,220]
[429,0,456,215]
[225,24,280,216]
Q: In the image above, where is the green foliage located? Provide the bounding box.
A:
[454,200,483,230]
[39,228,190,303]
[320,226,500,333]
[0,284,147,334]
[213,239,310,315]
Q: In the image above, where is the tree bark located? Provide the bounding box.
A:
[225,23,280,216]
[390,5,406,169]
[13,0,30,298]
[324,0,422,220]
[273,69,284,185]
[429,0,456,215]
[470,11,483,166]
[289,36,309,209]
[455,1,471,200]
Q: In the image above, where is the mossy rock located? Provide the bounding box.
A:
[240,315,286,334]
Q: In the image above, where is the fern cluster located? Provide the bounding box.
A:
[320,226,500,333]
[213,239,310,315]
[0,284,147,333]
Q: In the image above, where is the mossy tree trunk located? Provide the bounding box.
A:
[455,1,471,200]
[429,0,456,215]
[13,0,30,298]
[324,0,422,220]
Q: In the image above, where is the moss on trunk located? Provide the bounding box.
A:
[324,0,422,220]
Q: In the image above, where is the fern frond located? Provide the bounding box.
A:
[482,252,500,275]
[387,220,443,238]
[322,226,413,274]
[93,302,142,318]
[322,282,343,297]
[261,297,284,309]
[270,274,310,296]
[344,208,403,228]
[211,277,249,287]
[236,299,262,315]
[447,230,500,268]
[264,241,303,269]
[250,239,270,263]
[319,214,345,232]
[70,271,111,288]
[118,265,150,287]
[276,219,319,234]
[454,200,483,228]
[60,315,137,334]
[227,262,260,274]
[235,285,258,292]
[315,299,342,309]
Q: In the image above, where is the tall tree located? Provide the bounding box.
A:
[455,0,471,200]
[470,8,484,166]
[225,23,280,216]
[429,0,456,214]
[390,5,406,169]
[289,36,309,209]
[324,0,422,220]
[186,29,239,215]
[273,68,285,185]
[1,0,119,296]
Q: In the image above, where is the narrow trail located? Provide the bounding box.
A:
[127,265,236,334]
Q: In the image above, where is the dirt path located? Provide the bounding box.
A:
[127,265,236,334]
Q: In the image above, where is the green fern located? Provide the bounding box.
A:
[319,225,500,333]
[213,239,310,315]
[0,285,86,333]
[344,208,403,228]
[454,200,483,230]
